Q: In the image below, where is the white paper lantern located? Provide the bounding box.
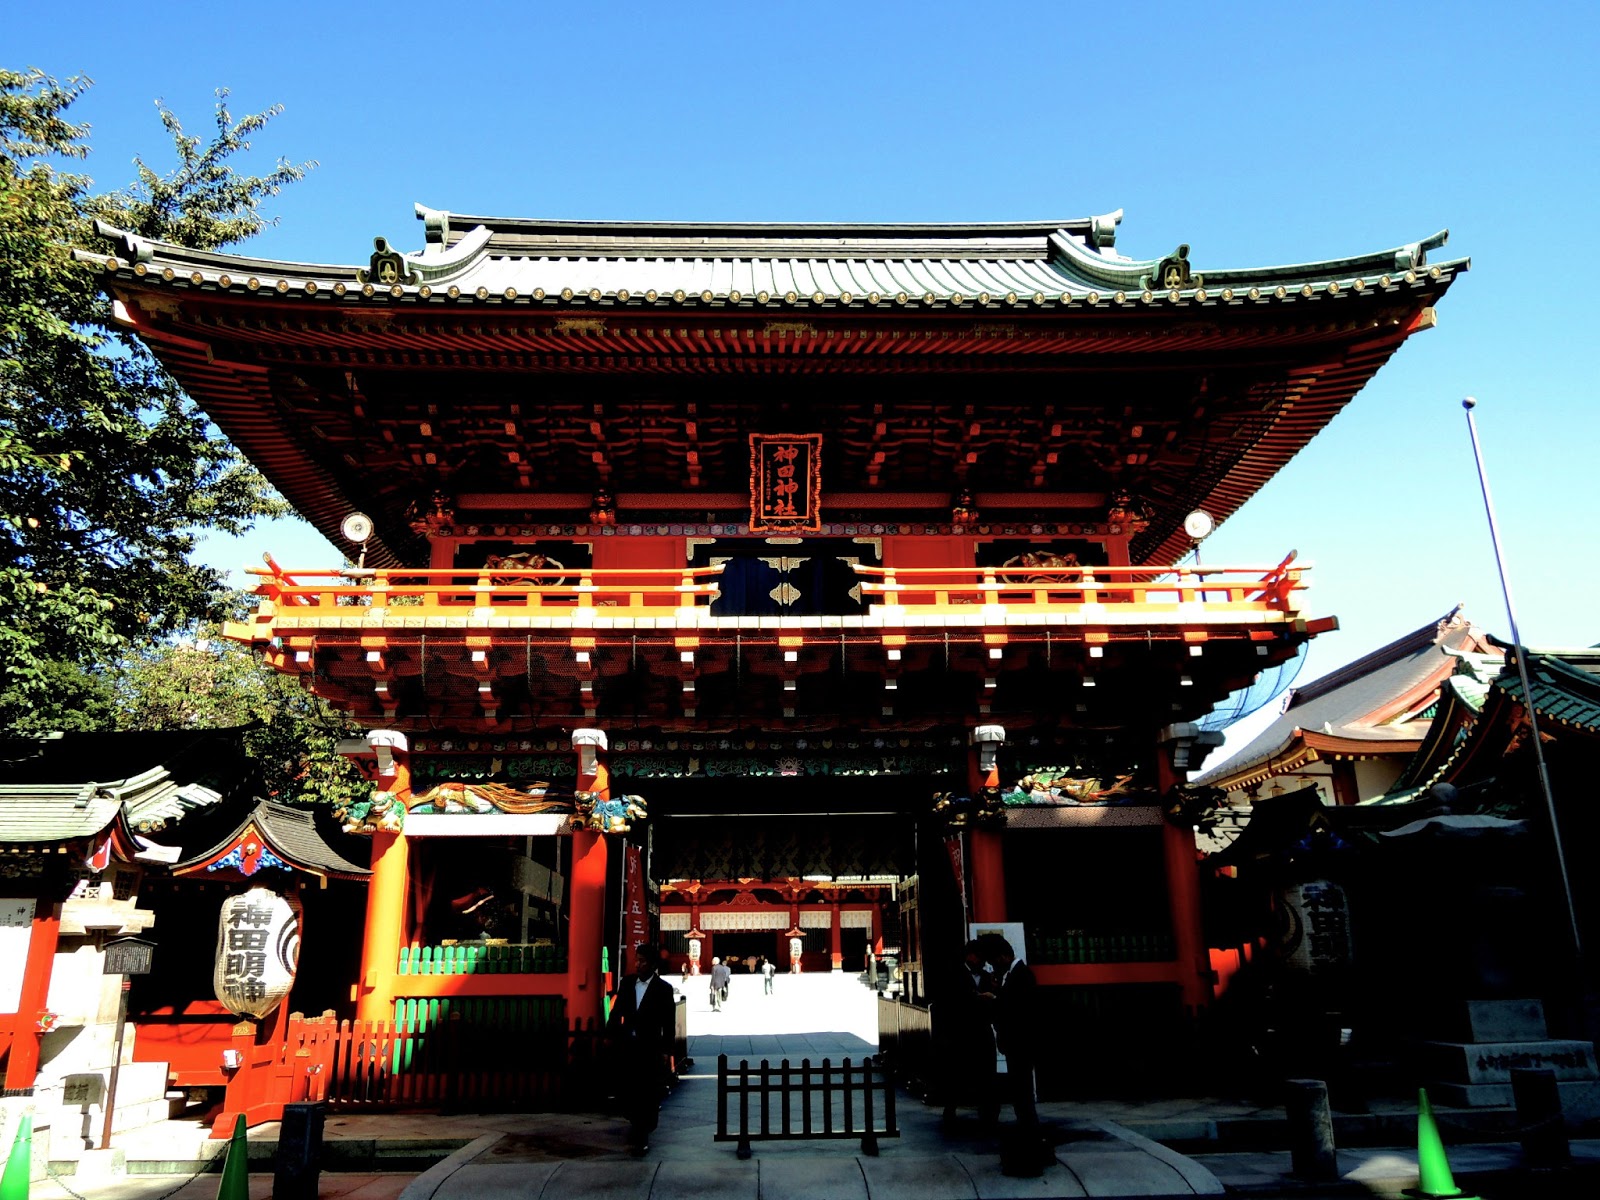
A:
[214,888,299,1019]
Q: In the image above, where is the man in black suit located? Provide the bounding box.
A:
[608,942,677,1153]
[977,933,1048,1174]
[940,939,998,1129]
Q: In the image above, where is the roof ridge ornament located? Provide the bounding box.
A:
[1088,209,1122,249]
[356,236,419,286]
[92,220,154,264]
[1152,245,1201,292]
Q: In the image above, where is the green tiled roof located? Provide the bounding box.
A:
[84,207,1467,314]
[0,729,252,845]
[1496,650,1600,733]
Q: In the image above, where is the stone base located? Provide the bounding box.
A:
[1430,1078,1600,1123]
[1452,998,1549,1043]
[70,1148,127,1179]
[1422,1038,1598,1084]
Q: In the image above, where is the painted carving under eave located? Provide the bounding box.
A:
[334,788,406,835]
[214,887,299,1020]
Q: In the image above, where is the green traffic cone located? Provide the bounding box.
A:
[1409,1088,1480,1200]
[0,1115,32,1200]
[216,1114,249,1200]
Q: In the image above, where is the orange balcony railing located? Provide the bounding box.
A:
[850,552,1306,617]
[226,554,1308,641]
[235,562,725,623]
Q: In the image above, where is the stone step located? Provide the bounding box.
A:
[1422,1039,1598,1085]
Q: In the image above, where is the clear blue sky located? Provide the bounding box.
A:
[16,1,1600,740]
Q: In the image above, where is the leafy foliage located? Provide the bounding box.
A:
[0,68,313,731]
[110,612,368,808]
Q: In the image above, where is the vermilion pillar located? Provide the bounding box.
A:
[354,736,411,1023]
[356,832,409,1022]
[968,743,1007,923]
[1155,741,1209,1012]
[4,901,61,1089]
[566,831,610,1025]
[567,729,612,1025]
[829,903,843,971]
[1163,819,1210,1013]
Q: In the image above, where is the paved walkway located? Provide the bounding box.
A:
[31,974,1600,1198]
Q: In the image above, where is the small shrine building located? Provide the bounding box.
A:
[84,207,1465,1093]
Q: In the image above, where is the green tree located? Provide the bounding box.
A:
[1,68,311,731]
[111,612,367,808]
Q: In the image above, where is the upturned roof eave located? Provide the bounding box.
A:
[172,802,370,880]
[82,215,1468,307]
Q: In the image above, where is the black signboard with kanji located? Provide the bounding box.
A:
[103,937,156,975]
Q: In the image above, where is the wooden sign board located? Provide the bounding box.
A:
[64,1073,106,1106]
[103,937,156,976]
[749,433,823,532]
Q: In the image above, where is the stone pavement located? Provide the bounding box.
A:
[28,974,1600,1198]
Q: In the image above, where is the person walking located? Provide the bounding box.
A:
[709,956,731,1010]
[977,933,1049,1176]
[607,943,677,1154]
[761,956,776,995]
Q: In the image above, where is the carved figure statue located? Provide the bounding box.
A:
[571,792,648,833]
[1001,550,1082,583]
[335,789,405,835]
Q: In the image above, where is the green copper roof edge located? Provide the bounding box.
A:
[83,219,1467,301]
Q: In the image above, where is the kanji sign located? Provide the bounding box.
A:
[102,937,155,975]
[749,433,823,533]
[213,887,300,1019]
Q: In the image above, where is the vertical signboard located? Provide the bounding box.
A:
[0,899,35,1013]
[749,433,823,533]
[623,843,651,967]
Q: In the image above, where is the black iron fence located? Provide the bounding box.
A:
[715,1053,898,1158]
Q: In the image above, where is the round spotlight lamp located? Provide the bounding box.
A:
[1182,510,1215,542]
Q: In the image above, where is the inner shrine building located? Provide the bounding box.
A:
[87,206,1464,1085]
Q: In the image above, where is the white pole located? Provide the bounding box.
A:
[1462,397,1582,961]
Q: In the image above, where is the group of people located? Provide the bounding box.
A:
[940,933,1051,1175]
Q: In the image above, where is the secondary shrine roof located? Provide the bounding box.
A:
[1196,606,1494,789]
[0,729,254,845]
[173,799,370,880]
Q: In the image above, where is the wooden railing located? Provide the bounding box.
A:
[239,564,727,621]
[398,941,567,975]
[876,997,937,1099]
[230,554,1305,629]
[210,1000,594,1133]
[851,552,1306,613]
[716,1053,897,1158]
[1030,931,1176,965]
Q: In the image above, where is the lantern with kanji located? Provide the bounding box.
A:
[213,887,300,1019]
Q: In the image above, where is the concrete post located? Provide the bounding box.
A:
[1284,1078,1337,1181]
[1512,1067,1569,1167]
[272,1102,325,1200]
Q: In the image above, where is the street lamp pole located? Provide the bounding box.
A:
[1461,396,1581,962]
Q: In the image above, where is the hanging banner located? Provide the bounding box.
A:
[623,843,651,966]
[213,888,300,1019]
[749,433,823,532]
[945,832,968,922]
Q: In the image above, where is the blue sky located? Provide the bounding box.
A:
[16,1,1600,741]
